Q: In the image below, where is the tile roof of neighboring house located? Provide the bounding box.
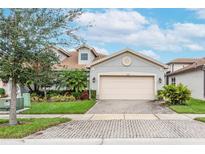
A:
[166,58,198,65]
[53,48,107,70]
[167,58,205,76]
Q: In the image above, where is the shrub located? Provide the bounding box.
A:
[157,90,164,101]
[0,88,5,96]
[30,92,46,102]
[57,70,88,94]
[80,90,89,100]
[31,96,45,102]
[71,91,81,99]
[47,90,69,97]
[161,83,191,105]
[90,90,96,100]
[49,95,76,102]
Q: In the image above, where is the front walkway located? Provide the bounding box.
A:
[0,114,205,120]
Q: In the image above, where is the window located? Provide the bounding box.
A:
[81,53,88,60]
[171,77,176,85]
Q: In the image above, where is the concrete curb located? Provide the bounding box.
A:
[1,138,205,145]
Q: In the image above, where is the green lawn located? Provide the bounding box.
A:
[170,98,205,114]
[23,100,95,114]
[0,118,70,138]
[195,117,205,123]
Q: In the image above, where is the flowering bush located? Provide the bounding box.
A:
[80,90,89,100]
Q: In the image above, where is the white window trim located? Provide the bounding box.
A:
[81,53,88,61]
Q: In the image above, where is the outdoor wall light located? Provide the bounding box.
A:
[92,77,96,83]
[159,77,162,83]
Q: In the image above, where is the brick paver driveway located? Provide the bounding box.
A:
[88,100,174,114]
[27,119,205,139]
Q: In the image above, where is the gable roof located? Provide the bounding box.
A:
[167,58,198,65]
[76,44,99,57]
[89,48,167,68]
[167,58,205,76]
[50,46,70,57]
[53,48,107,70]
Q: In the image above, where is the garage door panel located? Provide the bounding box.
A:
[99,76,154,100]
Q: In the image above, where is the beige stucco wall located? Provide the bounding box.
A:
[168,63,190,72]
[0,80,12,96]
[168,69,204,100]
[173,64,189,72]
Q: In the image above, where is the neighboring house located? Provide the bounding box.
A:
[89,48,167,100]
[0,80,19,97]
[166,58,205,100]
[166,58,197,73]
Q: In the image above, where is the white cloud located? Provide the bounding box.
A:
[139,50,160,60]
[77,9,205,52]
[189,9,205,19]
[78,9,148,33]
[184,44,204,51]
[171,23,205,38]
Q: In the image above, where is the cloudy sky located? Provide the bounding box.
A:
[75,8,205,62]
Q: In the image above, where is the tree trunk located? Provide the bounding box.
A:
[9,79,17,125]
[44,86,47,100]
[27,84,33,93]
[34,84,37,92]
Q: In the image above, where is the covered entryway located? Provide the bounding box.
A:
[99,76,155,100]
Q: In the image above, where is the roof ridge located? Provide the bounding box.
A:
[89,48,167,68]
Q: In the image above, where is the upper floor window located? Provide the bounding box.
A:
[171,77,176,85]
[81,53,88,60]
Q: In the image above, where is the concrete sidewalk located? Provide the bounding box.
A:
[0,113,205,120]
[1,138,205,145]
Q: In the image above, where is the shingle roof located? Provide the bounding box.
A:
[167,58,205,76]
[167,58,198,65]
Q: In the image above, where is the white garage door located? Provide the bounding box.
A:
[99,76,155,100]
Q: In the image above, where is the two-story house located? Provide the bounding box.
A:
[166,58,205,100]
[167,58,197,73]
[52,44,107,70]
[0,44,107,96]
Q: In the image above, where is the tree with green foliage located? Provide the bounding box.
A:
[26,50,59,99]
[0,9,83,125]
[57,70,88,98]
